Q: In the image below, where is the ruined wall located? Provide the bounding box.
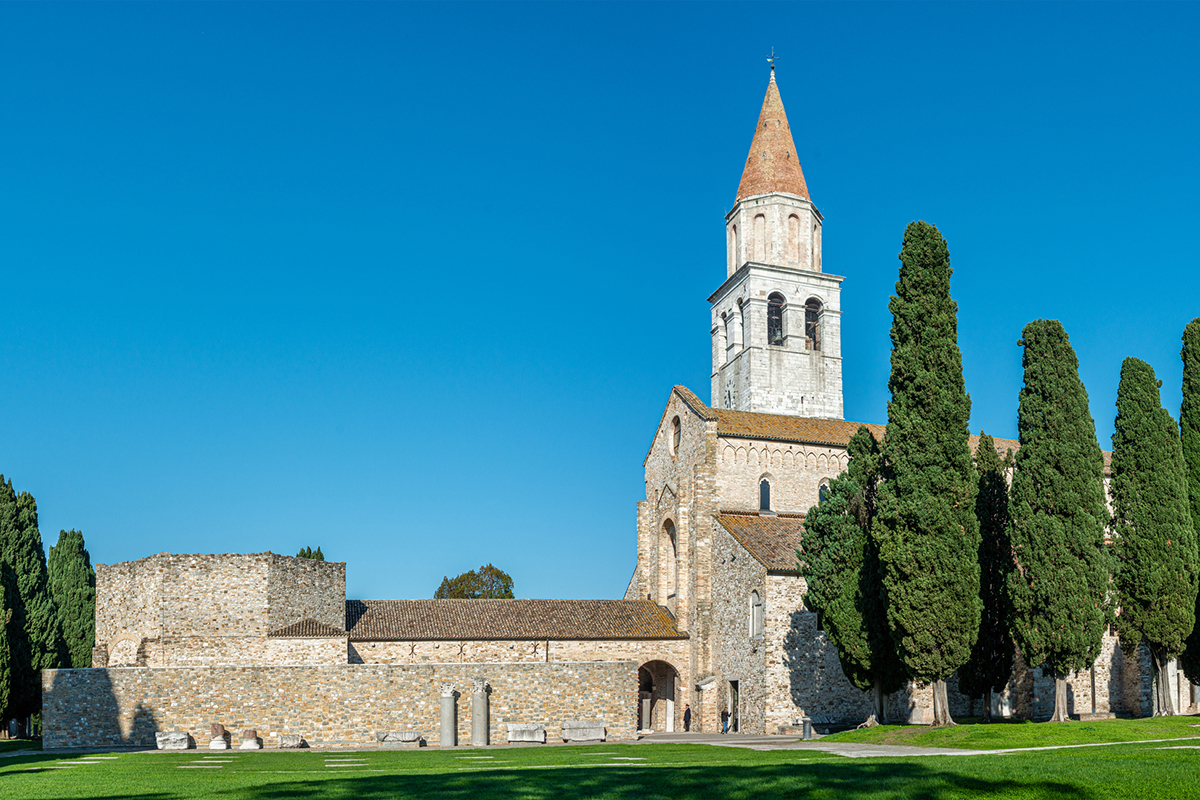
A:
[43,661,636,749]
[93,553,347,668]
[267,554,346,632]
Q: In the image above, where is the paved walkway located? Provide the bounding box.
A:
[636,731,1200,758]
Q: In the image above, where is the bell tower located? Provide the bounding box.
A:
[709,67,844,419]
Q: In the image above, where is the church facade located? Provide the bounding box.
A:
[43,70,1195,749]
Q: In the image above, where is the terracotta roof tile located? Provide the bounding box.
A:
[715,512,805,573]
[345,599,687,642]
[672,386,1110,473]
[736,73,810,203]
[267,618,345,638]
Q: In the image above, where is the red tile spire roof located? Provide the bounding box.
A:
[735,69,810,203]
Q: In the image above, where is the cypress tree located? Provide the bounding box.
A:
[957,433,1015,721]
[800,427,906,722]
[1181,319,1200,685]
[1110,357,1198,715]
[1008,321,1110,723]
[47,530,96,669]
[0,480,67,721]
[873,221,981,726]
[0,588,10,719]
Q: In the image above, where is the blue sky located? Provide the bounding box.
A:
[2,2,1197,600]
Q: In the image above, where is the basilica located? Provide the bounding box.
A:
[44,69,1186,750]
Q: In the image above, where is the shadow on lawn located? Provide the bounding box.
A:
[234,761,1097,800]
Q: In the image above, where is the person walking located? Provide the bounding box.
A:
[720,708,729,734]
[683,704,692,732]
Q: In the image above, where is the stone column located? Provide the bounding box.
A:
[471,677,490,747]
[440,684,459,747]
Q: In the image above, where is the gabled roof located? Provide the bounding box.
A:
[268,618,345,638]
[735,72,810,203]
[345,599,687,642]
[715,511,806,573]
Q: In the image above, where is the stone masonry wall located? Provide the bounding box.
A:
[267,554,346,632]
[44,661,636,749]
[94,553,346,668]
[716,436,848,518]
[711,521,767,733]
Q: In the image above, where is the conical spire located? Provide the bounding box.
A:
[735,71,810,203]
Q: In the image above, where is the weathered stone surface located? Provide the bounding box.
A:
[278,734,303,749]
[506,723,545,743]
[210,723,226,739]
[561,721,605,742]
[208,737,229,750]
[376,731,422,743]
[239,738,262,750]
[155,731,189,750]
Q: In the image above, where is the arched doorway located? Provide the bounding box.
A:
[638,660,681,733]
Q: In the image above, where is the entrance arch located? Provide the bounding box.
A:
[638,660,681,733]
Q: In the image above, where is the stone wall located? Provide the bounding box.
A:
[43,661,635,749]
[715,436,848,517]
[94,553,346,668]
[349,638,689,668]
[711,520,768,733]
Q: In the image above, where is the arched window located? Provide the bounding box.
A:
[787,214,800,264]
[759,479,771,511]
[805,297,822,351]
[670,416,681,455]
[818,480,830,505]
[750,590,764,636]
[767,293,785,346]
[753,214,766,262]
[663,520,678,598]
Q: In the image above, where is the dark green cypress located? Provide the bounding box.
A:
[1110,357,1197,715]
[1181,319,1200,685]
[0,587,10,718]
[1007,321,1110,723]
[47,530,96,669]
[873,221,981,726]
[800,427,906,722]
[0,480,67,721]
[957,433,1015,721]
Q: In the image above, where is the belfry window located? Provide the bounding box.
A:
[759,479,771,511]
[767,293,785,346]
[805,297,822,351]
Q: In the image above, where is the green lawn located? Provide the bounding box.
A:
[2,740,1200,800]
[822,714,1200,750]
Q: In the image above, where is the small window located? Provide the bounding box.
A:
[759,479,771,511]
[750,590,764,636]
[818,480,830,505]
[767,293,785,346]
[805,298,822,351]
[669,416,681,456]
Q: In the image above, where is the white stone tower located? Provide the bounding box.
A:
[709,68,844,419]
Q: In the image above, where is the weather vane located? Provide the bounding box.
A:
[767,47,777,72]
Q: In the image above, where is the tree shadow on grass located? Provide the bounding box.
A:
[230,761,1096,800]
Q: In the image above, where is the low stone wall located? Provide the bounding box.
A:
[43,661,636,749]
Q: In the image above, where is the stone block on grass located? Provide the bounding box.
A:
[376,731,424,748]
[561,721,605,742]
[506,724,546,743]
[155,731,190,750]
[278,734,305,749]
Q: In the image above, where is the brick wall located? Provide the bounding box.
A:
[43,661,636,749]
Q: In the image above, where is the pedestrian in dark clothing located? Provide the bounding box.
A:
[683,704,692,732]
[720,709,729,734]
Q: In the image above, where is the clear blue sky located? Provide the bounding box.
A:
[2,2,1197,600]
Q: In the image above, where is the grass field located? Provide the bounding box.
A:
[2,737,1200,800]
[823,714,1200,750]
